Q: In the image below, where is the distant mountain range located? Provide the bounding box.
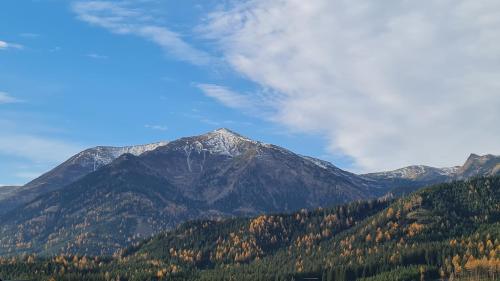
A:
[0,128,498,256]
[363,153,500,196]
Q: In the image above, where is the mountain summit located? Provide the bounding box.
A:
[0,129,377,256]
[363,153,500,195]
[1,129,499,256]
[0,141,168,215]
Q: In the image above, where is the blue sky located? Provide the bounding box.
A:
[1,0,500,185]
[0,0,345,185]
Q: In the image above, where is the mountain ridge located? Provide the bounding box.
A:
[1,128,499,257]
[362,153,500,196]
[0,141,168,215]
[0,129,379,256]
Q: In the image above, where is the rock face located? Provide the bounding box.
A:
[0,129,379,256]
[456,153,500,179]
[0,141,168,215]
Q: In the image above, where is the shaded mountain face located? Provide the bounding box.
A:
[362,153,500,196]
[0,129,380,256]
[137,129,379,214]
[0,141,168,215]
[0,154,200,256]
[0,186,20,201]
[457,153,500,179]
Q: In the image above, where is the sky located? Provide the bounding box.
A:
[1,0,499,185]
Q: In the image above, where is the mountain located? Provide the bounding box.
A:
[2,176,498,281]
[0,154,200,256]
[0,185,20,201]
[0,141,168,215]
[362,153,500,196]
[0,129,381,256]
[456,153,500,179]
[1,128,498,258]
[133,128,379,214]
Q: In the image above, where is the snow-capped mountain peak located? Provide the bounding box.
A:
[178,128,258,157]
[365,165,460,180]
[71,141,169,171]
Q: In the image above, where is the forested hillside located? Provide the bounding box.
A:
[1,176,499,281]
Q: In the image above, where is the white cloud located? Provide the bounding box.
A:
[145,124,168,131]
[197,83,279,119]
[0,92,21,104]
[86,53,108,59]
[202,0,500,172]
[0,40,23,50]
[198,84,253,109]
[0,116,84,184]
[0,133,83,164]
[72,1,211,65]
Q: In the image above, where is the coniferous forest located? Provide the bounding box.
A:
[0,176,499,281]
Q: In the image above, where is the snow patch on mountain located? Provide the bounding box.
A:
[176,128,260,158]
[202,128,257,156]
[71,141,168,171]
[367,165,460,180]
[301,155,334,170]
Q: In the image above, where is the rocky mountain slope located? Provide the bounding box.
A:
[0,129,381,256]
[362,153,500,196]
[0,141,168,215]
[1,128,498,257]
[455,153,500,179]
[0,185,20,201]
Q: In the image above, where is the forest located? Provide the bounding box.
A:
[0,176,499,281]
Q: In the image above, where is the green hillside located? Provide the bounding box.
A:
[1,177,499,281]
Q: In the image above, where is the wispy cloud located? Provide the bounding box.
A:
[49,46,62,52]
[72,1,212,65]
[0,114,84,184]
[203,0,500,171]
[0,92,22,104]
[0,133,83,164]
[86,53,108,59]
[0,40,23,50]
[19,33,40,38]
[197,84,253,109]
[145,124,168,131]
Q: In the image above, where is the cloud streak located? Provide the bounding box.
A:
[145,124,168,131]
[198,84,253,109]
[203,0,500,171]
[72,1,212,65]
[86,53,108,59]
[0,40,23,50]
[0,133,82,164]
[0,92,21,104]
